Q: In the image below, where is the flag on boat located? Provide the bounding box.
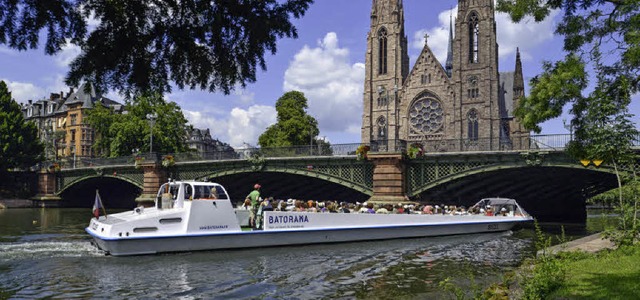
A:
[92,190,107,219]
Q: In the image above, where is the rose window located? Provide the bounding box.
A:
[409,97,444,134]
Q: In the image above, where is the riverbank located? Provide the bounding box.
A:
[541,232,615,255]
[0,199,36,208]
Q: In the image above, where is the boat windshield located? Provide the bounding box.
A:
[474,198,529,216]
[191,184,228,200]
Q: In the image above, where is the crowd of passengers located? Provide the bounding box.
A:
[239,197,519,217]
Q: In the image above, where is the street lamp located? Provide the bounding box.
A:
[147,113,157,154]
[309,118,313,156]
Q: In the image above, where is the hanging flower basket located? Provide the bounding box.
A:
[134,156,144,169]
[48,162,61,173]
[161,155,175,167]
[407,143,425,159]
[356,145,370,161]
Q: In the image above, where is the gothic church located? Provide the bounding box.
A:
[361,0,529,151]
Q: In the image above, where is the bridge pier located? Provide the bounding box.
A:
[135,162,167,206]
[32,170,61,206]
[367,152,409,204]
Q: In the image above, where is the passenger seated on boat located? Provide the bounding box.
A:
[499,207,508,216]
[307,200,317,213]
[366,203,376,214]
[485,205,494,216]
[375,205,389,214]
[340,202,351,213]
[422,205,433,214]
[205,188,218,200]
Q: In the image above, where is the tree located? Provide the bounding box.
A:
[496,0,639,132]
[258,91,320,148]
[0,81,44,174]
[0,0,313,96]
[497,0,640,244]
[85,93,190,157]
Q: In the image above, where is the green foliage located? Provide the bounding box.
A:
[520,221,566,300]
[497,0,639,133]
[0,81,44,174]
[498,0,640,247]
[258,91,324,149]
[85,93,189,157]
[552,244,640,299]
[0,0,313,96]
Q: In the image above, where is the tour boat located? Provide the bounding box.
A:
[86,180,533,256]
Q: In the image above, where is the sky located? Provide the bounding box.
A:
[1,0,638,148]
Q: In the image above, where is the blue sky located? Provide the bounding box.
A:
[1,0,638,148]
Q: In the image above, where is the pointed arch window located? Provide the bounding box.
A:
[467,109,479,141]
[378,28,388,74]
[468,12,479,63]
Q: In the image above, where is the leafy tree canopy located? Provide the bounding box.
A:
[0,0,313,96]
[258,91,319,147]
[0,81,44,172]
[497,0,639,135]
[85,93,189,157]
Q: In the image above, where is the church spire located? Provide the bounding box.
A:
[445,12,454,77]
[514,47,524,95]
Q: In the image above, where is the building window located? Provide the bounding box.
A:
[70,114,77,125]
[70,129,76,142]
[47,104,53,114]
[467,76,479,99]
[27,107,33,117]
[378,27,388,75]
[467,109,479,141]
[408,92,444,137]
[468,12,479,63]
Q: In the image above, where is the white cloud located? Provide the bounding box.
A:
[184,104,277,148]
[227,105,277,147]
[1,79,45,103]
[54,42,81,67]
[233,88,255,105]
[411,5,558,64]
[284,32,365,140]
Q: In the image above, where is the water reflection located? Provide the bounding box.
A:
[0,208,613,299]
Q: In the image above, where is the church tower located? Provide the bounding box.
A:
[452,0,502,148]
[362,0,409,145]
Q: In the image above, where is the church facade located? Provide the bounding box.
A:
[361,0,529,152]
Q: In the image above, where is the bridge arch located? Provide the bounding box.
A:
[57,175,143,208]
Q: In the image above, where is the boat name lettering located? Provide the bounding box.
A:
[487,224,499,230]
[268,215,309,224]
[199,225,229,230]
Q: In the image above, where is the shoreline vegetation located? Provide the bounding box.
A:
[441,226,639,300]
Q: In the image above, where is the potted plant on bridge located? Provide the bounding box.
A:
[407,143,424,159]
[162,155,175,167]
[48,162,61,173]
[134,156,144,169]
[356,145,370,160]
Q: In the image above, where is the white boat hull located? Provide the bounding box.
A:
[86,181,532,256]
[87,214,528,256]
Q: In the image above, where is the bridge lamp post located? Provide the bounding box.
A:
[147,113,157,154]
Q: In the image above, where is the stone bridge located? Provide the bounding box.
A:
[34,143,637,222]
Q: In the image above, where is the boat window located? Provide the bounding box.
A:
[213,186,228,200]
[159,218,182,224]
[185,184,194,200]
[133,227,158,233]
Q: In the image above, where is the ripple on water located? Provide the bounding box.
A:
[0,240,104,261]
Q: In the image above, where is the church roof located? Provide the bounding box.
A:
[499,72,515,119]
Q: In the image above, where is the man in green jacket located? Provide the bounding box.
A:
[246,184,261,229]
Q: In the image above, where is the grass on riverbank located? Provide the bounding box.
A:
[550,244,640,299]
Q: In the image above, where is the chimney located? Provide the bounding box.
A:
[69,87,74,94]
[28,100,32,105]
[60,91,64,98]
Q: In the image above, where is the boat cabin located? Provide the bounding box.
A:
[155,181,230,209]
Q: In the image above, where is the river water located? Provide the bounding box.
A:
[0,208,612,299]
